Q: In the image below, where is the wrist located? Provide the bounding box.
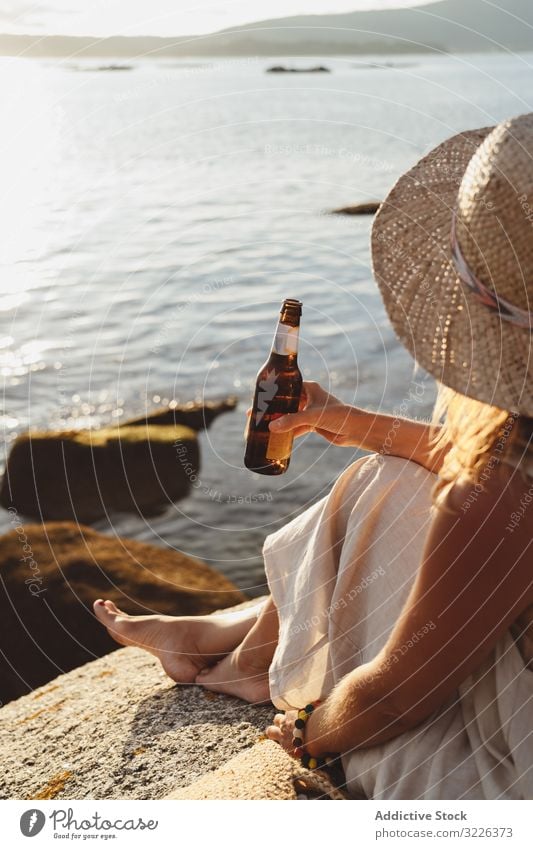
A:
[353,409,426,461]
[343,407,383,452]
[304,703,336,757]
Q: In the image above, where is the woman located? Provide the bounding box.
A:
[94,112,533,799]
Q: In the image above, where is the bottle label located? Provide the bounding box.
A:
[266,429,294,461]
[255,368,279,425]
[272,323,299,356]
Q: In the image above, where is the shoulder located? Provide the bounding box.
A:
[432,462,532,586]
[441,461,532,527]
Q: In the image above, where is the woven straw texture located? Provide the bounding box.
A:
[372,113,533,415]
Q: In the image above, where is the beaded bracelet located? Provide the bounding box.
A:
[291,701,336,771]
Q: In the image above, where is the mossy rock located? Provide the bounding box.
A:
[0,521,245,705]
[125,397,237,430]
[0,424,198,522]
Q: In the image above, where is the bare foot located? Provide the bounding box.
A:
[93,599,246,684]
[195,646,271,704]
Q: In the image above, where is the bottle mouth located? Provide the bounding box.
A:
[281,298,302,313]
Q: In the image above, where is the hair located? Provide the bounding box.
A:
[430,384,533,502]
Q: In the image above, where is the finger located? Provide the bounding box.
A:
[291,425,313,439]
[298,388,308,412]
[269,410,319,433]
[246,407,251,417]
[273,713,286,727]
[301,381,326,406]
[289,425,341,443]
[279,424,315,440]
[301,381,317,401]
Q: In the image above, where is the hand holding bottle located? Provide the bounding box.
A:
[268,380,362,446]
[267,380,446,475]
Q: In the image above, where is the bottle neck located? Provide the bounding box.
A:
[270,319,299,358]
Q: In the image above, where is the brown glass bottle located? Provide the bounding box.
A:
[244,299,303,475]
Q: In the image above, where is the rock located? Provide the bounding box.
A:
[329,201,381,215]
[0,397,239,522]
[166,740,346,799]
[0,522,245,705]
[0,423,198,522]
[0,646,274,800]
[125,396,238,430]
[266,65,330,73]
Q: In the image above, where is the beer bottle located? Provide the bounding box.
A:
[244,298,303,475]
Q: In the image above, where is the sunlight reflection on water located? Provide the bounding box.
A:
[1,52,532,590]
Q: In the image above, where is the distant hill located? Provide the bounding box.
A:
[1,0,532,59]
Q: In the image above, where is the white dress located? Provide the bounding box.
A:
[263,453,533,800]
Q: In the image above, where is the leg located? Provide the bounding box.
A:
[93,597,265,684]
[194,458,386,706]
[195,595,279,704]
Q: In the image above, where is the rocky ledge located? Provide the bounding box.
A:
[0,646,275,800]
[0,640,347,800]
[0,522,244,705]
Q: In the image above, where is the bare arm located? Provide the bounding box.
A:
[347,408,447,474]
[304,465,533,756]
[268,381,448,474]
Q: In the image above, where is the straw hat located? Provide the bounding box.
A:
[372,112,533,416]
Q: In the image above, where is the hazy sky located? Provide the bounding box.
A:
[0,1,436,37]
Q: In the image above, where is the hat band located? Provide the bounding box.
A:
[450,211,533,330]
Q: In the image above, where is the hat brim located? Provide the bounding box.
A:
[371,125,533,415]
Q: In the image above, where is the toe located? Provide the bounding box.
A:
[104,599,123,615]
[93,600,124,631]
[266,725,282,743]
[93,599,111,622]
[93,604,131,647]
[195,665,214,681]
[93,604,121,637]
